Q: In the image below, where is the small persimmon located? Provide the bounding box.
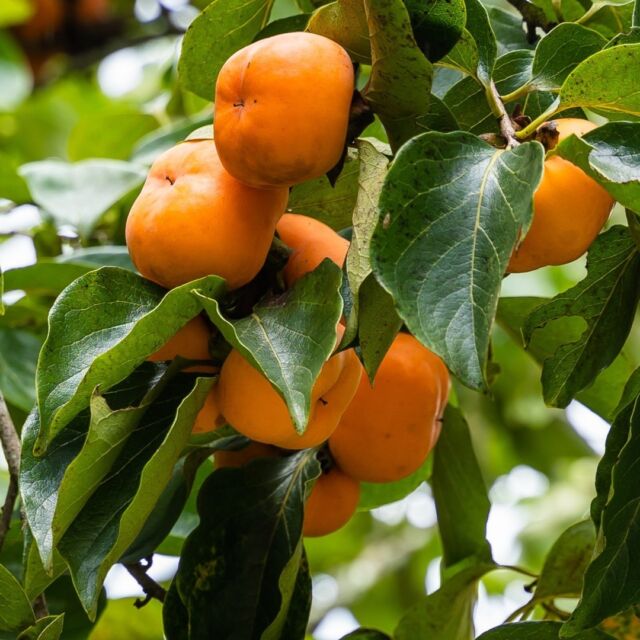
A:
[125,140,288,290]
[192,385,226,434]
[148,316,214,373]
[303,467,360,537]
[276,213,349,286]
[508,118,615,273]
[214,32,354,188]
[329,333,447,483]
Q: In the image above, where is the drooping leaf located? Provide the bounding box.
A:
[196,260,343,432]
[363,0,434,150]
[523,226,640,408]
[371,132,544,389]
[178,0,274,100]
[0,327,40,412]
[478,621,614,639]
[35,267,224,453]
[19,160,146,236]
[166,452,320,639]
[0,564,35,632]
[432,406,493,567]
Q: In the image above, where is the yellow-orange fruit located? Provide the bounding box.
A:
[125,140,288,290]
[276,213,349,286]
[217,332,361,448]
[508,119,615,273]
[329,333,446,483]
[15,0,64,42]
[148,316,214,373]
[303,468,360,537]
[192,385,225,434]
[214,32,354,189]
[215,442,279,468]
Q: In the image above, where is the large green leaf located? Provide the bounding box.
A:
[166,452,320,639]
[0,327,40,412]
[59,375,212,617]
[35,268,224,453]
[432,406,493,567]
[558,43,640,116]
[178,0,274,100]
[564,379,640,635]
[363,0,434,150]
[478,622,613,639]
[19,160,146,236]
[524,227,640,408]
[371,132,544,390]
[196,260,343,432]
[554,122,640,211]
[0,564,35,632]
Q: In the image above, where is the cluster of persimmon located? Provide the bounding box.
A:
[125,32,450,537]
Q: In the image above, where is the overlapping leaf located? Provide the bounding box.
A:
[0,564,34,632]
[478,622,613,639]
[371,132,544,389]
[462,0,497,85]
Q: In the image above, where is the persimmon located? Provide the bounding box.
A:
[74,0,110,24]
[508,118,615,273]
[214,442,279,468]
[214,32,354,189]
[192,385,225,434]
[125,140,288,290]
[329,333,448,483]
[14,0,64,42]
[303,467,360,537]
[148,316,214,373]
[276,213,349,286]
[217,331,362,449]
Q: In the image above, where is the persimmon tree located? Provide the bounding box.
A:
[1,0,640,638]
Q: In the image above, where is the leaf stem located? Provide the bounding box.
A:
[515,101,561,139]
[0,393,21,553]
[486,82,520,148]
[124,557,167,606]
[501,83,532,105]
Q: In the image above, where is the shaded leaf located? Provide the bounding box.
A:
[16,615,64,640]
[478,621,613,639]
[0,327,40,412]
[341,630,391,639]
[0,564,34,632]
[371,132,544,389]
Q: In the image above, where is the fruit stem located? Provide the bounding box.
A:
[515,100,561,140]
[486,81,520,148]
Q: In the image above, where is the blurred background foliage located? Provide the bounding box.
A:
[1,0,636,637]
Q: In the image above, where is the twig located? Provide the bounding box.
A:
[0,393,21,552]
[33,593,49,619]
[486,82,520,149]
[124,557,167,607]
[505,0,557,36]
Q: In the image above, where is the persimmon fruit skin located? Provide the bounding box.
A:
[125,140,288,290]
[192,386,225,434]
[214,442,279,468]
[508,118,615,273]
[217,333,361,449]
[214,32,354,189]
[303,468,360,537]
[329,333,447,483]
[148,316,214,373]
[276,213,349,287]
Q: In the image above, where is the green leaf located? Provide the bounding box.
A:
[488,7,536,54]
[432,406,493,567]
[341,631,391,639]
[522,24,606,93]
[358,454,432,510]
[0,327,40,412]
[563,381,640,635]
[35,267,225,453]
[2,262,92,296]
[554,122,640,211]
[363,0,434,150]
[0,150,31,203]
[0,564,35,632]
[19,160,146,236]
[463,0,497,85]
[371,132,544,390]
[196,260,343,432]
[523,227,640,408]
[279,548,313,639]
[17,616,65,640]
[166,452,320,639]
[440,29,479,76]
[287,147,361,231]
[478,621,614,639]
[67,112,159,162]
[558,43,640,116]
[0,32,31,110]
[59,375,213,617]
[0,0,32,27]
[395,562,494,640]
[254,14,311,41]
[56,247,134,270]
[178,0,274,100]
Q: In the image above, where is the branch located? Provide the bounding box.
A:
[124,557,167,607]
[33,593,49,619]
[0,393,21,552]
[505,0,557,36]
[486,82,520,149]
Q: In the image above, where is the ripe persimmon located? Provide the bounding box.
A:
[508,118,615,273]
[214,32,354,189]
[329,333,447,483]
[192,385,226,434]
[303,467,360,537]
[217,331,361,449]
[276,213,349,286]
[148,316,214,373]
[125,140,288,290]
[214,442,279,468]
